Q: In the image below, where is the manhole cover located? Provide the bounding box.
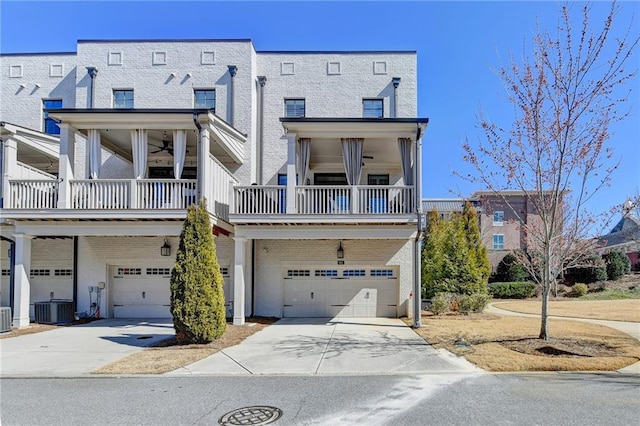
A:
[218,406,282,425]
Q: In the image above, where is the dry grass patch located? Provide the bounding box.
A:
[494,299,640,322]
[411,313,640,372]
[93,317,276,375]
[0,323,58,339]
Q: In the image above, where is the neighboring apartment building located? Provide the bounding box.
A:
[422,191,540,268]
[0,39,427,327]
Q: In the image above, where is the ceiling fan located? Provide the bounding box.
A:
[150,132,174,156]
[362,154,374,166]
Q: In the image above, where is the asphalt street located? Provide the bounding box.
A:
[2,373,638,425]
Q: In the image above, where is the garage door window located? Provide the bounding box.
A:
[146,268,171,276]
[30,269,50,277]
[371,269,394,277]
[54,269,73,277]
[343,269,366,277]
[315,269,338,277]
[287,269,310,277]
[117,267,142,276]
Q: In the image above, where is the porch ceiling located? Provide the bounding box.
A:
[0,122,59,172]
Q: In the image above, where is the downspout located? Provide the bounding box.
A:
[257,76,267,185]
[73,236,78,313]
[412,121,427,328]
[86,67,98,109]
[0,136,4,208]
[193,113,203,201]
[227,65,237,126]
[392,77,401,118]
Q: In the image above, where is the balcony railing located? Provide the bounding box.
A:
[232,185,415,215]
[7,180,59,209]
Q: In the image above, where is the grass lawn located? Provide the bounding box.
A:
[493,299,640,322]
[411,312,640,372]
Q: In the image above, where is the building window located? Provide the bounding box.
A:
[363,99,383,118]
[493,234,505,250]
[42,99,62,135]
[194,89,215,110]
[493,211,504,226]
[113,90,134,108]
[368,174,389,185]
[285,99,305,118]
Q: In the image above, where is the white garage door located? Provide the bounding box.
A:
[283,266,398,318]
[1,268,10,307]
[29,268,74,319]
[111,266,171,318]
[221,266,233,318]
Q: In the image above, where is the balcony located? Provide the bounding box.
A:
[230,185,416,224]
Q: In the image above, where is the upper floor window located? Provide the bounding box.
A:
[113,89,134,108]
[285,99,305,118]
[493,211,504,226]
[194,89,215,110]
[363,99,383,118]
[493,234,505,250]
[368,174,389,185]
[42,99,62,135]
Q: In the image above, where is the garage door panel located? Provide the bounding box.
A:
[112,267,171,318]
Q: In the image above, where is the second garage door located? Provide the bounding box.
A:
[282,266,398,318]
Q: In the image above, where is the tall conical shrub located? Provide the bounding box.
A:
[170,198,226,343]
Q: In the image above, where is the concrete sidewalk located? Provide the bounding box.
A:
[486,303,640,374]
[168,317,483,376]
[0,319,174,377]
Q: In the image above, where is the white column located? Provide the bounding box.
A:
[57,123,75,208]
[285,133,297,214]
[197,128,211,204]
[12,234,33,327]
[233,236,246,325]
[2,137,17,208]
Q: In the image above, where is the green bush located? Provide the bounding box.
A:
[602,251,631,281]
[488,281,537,299]
[494,253,529,282]
[457,293,491,314]
[565,255,607,283]
[430,293,455,315]
[571,283,589,297]
[170,199,227,344]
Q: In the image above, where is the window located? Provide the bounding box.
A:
[194,89,215,110]
[285,99,305,118]
[42,99,62,135]
[113,90,134,108]
[493,211,504,226]
[368,174,389,185]
[314,173,348,185]
[363,99,383,118]
[493,234,505,250]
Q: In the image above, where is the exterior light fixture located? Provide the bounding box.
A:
[337,241,344,259]
[160,238,171,256]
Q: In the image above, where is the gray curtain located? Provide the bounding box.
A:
[398,137,413,185]
[131,129,148,179]
[87,129,101,179]
[341,138,364,185]
[297,138,311,186]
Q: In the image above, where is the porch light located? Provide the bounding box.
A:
[161,238,171,257]
[337,242,344,259]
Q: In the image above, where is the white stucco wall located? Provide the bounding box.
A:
[253,238,414,318]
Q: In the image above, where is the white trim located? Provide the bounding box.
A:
[49,64,64,77]
[152,51,167,65]
[373,61,387,75]
[234,224,416,240]
[108,52,123,66]
[280,62,295,75]
[9,65,23,78]
[327,62,341,75]
[201,51,215,65]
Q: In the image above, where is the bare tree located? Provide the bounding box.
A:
[461,1,639,340]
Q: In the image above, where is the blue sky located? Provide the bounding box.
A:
[1,0,639,220]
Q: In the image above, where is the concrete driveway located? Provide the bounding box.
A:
[0,319,174,377]
[169,318,481,376]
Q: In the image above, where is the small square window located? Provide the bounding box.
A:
[363,99,383,118]
[201,51,215,65]
[9,65,23,78]
[194,89,215,110]
[284,99,305,118]
[493,211,504,226]
[493,234,505,250]
[113,90,134,108]
[49,64,64,77]
[42,99,62,135]
[152,51,167,65]
[108,52,123,66]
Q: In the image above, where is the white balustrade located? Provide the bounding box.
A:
[357,185,415,214]
[234,186,284,214]
[297,186,352,214]
[207,154,237,219]
[7,180,59,209]
[71,180,131,209]
[15,162,57,180]
[135,179,197,210]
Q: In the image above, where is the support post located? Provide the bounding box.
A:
[285,133,297,214]
[197,128,210,203]
[12,234,33,327]
[233,237,247,325]
[2,137,17,208]
[57,123,75,208]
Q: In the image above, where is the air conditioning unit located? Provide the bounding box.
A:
[0,307,11,332]
[34,301,74,324]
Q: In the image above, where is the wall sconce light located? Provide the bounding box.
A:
[337,241,344,259]
[161,238,171,256]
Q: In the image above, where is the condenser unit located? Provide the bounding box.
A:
[34,300,74,324]
[0,307,11,332]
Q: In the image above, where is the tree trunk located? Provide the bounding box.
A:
[539,260,552,340]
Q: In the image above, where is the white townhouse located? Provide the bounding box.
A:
[0,39,427,327]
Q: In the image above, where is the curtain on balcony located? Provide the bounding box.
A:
[173,130,187,179]
[87,129,101,179]
[398,137,413,185]
[297,138,311,186]
[131,129,148,179]
[341,138,364,185]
